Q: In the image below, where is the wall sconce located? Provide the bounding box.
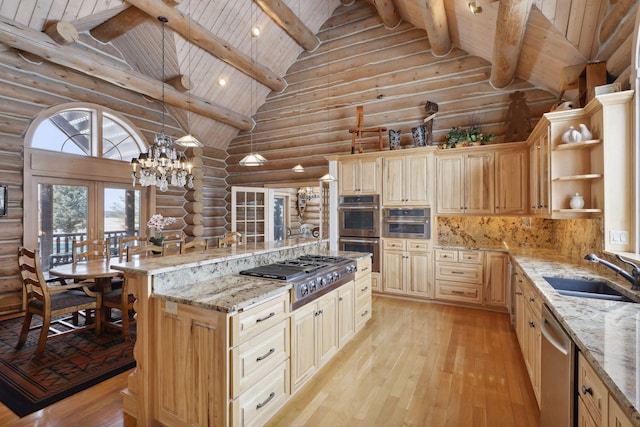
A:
[468,2,482,14]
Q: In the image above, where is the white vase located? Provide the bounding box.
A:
[578,123,593,141]
[570,193,585,209]
[561,126,582,144]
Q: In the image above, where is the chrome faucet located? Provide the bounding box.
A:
[584,254,640,291]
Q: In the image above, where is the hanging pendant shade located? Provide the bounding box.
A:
[175,133,203,148]
[292,164,305,173]
[319,173,336,182]
[239,153,267,167]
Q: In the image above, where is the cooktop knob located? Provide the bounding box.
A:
[300,284,308,296]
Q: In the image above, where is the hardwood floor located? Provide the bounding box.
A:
[0,296,539,426]
[267,296,540,427]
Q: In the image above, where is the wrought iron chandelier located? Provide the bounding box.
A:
[131,16,194,192]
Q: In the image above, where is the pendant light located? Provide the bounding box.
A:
[240,4,266,166]
[130,16,194,191]
[176,1,202,148]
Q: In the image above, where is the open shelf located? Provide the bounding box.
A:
[552,173,602,182]
[553,139,601,151]
[553,208,602,213]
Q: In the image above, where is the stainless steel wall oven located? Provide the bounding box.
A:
[338,195,380,238]
[382,207,431,239]
[338,237,380,273]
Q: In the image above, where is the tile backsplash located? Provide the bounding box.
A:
[436,216,603,263]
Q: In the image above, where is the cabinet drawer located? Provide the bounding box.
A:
[459,250,483,264]
[435,249,458,262]
[355,256,372,279]
[355,276,372,300]
[523,280,542,318]
[383,238,404,250]
[230,359,290,427]
[435,280,482,304]
[355,296,371,331]
[578,353,609,426]
[408,241,428,251]
[435,263,483,284]
[230,293,289,346]
[230,320,290,398]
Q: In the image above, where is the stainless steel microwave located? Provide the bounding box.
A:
[382,207,431,239]
[338,195,380,238]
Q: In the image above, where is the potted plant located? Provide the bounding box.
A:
[445,126,495,148]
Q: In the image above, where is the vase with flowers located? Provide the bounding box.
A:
[147,214,177,246]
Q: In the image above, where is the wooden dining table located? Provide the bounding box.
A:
[49,259,123,293]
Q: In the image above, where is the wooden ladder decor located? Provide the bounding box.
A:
[348,106,386,153]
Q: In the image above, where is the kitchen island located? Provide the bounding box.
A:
[111,238,372,427]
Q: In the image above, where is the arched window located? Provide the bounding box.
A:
[30,106,144,160]
[24,103,153,271]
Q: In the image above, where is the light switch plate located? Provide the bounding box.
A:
[609,230,629,245]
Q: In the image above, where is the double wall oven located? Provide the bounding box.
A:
[338,195,380,272]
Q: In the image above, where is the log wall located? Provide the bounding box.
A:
[0,49,230,316]
[226,1,558,187]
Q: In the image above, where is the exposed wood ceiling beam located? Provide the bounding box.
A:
[125,0,287,93]
[600,0,635,44]
[490,0,532,89]
[422,0,451,57]
[90,6,150,43]
[254,0,320,51]
[90,1,183,43]
[371,0,401,29]
[0,16,253,131]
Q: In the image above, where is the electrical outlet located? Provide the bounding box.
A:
[165,300,178,315]
[609,230,629,245]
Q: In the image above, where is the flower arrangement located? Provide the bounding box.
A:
[444,126,495,148]
[147,214,177,245]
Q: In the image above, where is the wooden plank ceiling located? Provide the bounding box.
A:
[0,0,634,150]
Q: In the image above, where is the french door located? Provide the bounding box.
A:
[36,177,145,271]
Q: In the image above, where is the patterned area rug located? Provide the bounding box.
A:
[0,315,135,417]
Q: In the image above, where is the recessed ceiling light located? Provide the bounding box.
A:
[251,26,260,37]
[217,77,227,87]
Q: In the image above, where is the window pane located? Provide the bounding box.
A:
[32,110,92,155]
[104,187,141,259]
[38,184,89,271]
[102,115,141,161]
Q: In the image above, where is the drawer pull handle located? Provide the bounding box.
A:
[362,266,369,272]
[451,271,465,274]
[529,321,535,328]
[315,309,324,316]
[256,347,276,362]
[361,286,369,292]
[339,297,343,301]
[256,312,275,323]
[515,291,523,296]
[451,290,465,295]
[529,297,535,302]
[361,310,369,317]
[256,392,276,409]
[581,385,593,396]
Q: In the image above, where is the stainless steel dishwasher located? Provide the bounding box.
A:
[540,304,576,427]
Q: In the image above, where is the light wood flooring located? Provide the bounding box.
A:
[0,296,539,426]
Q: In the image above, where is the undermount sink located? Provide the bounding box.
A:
[543,276,636,303]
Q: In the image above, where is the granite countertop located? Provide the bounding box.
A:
[434,243,509,252]
[508,247,640,425]
[143,248,370,313]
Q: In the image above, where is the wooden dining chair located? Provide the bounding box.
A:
[72,238,109,263]
[125,244,162,261]
[118,235,148,261]
[182,237,209,254]
[101,278,136,341]
[162,233,184,256]
[218,231,242,248]
[17,247,102,354]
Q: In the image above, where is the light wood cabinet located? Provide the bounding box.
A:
[529,131,550,216]
[483,251,509,308]
[354,256,373,332]
[291,291,338,392]
[435,249,484,305]
[382,238,432,299]
[337,280,355,348]
[495,149,528,215]
[513,268,541,406]
[576,353,636,427]
[436,152,494,214]
[383,154,430,206]
[338,157,381,195]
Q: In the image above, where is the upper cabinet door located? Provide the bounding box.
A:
[495,149,528,215]
[464,152,494,215]
[338,158,380,195]
[405,155,429,206]
[436,155,465,214]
